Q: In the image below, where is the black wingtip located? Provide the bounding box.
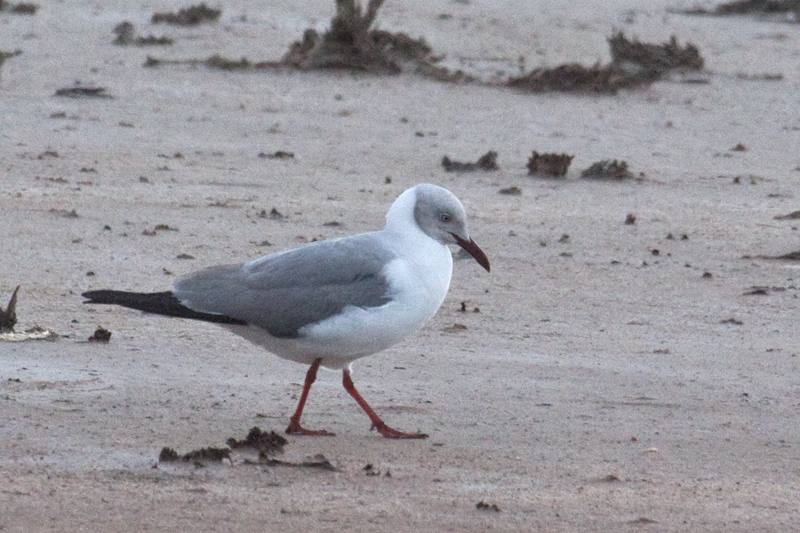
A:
[82,290,118,304]
[82,290,247,325]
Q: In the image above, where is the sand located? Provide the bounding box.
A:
[2,0,800,531]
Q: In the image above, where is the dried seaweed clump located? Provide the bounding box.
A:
[715,0,800,14]
[0,49,22,65]
[159,427,286,465]
[54,87,112,99]
[0,49,22,82]
[581,160,635,180]
[679,0,800,16]
[143,54,282,70]
[113,22,173,46]
[159,446,230,463]
[508,32,704,94]
[507,62,652,93]
[750,250,800,260]
[88,326,112,343]
[143,0,470,80]
[442,150,499,172]
[152,3,220,26]
[527,151,574,177]
[227,427,287,457]
[0,1,37,14]
[609,32,704,74]
[0,286,19,332]
[774,210,800,220]
[282,0,434,74]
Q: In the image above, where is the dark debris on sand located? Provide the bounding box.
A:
[279,0,469,80]
[139,5,700,90]
[677,0,800,17]
[262,454,340,472]
[87,326,112,343]
[0,49,22,75]
[0,1,37,15]
[113,22,173,46]
[159,426,285,466]
[0,286,20,332]
[258,150,295,160]
[283,0,419,74]
[476,500,501,512]
[54,87,113,99]
[774,210,800,220]
[508,32,704,94]
[144,54,283,70]
[143,0,472,81]
[508,62,656,94]
[156,427,343,470]
[441,151,499,173]
[527,151,574,177]
[608,33,704,73]
[581,160,636,180]
[282,0,474,81]
[151,3,220,26]
[752,250,800,261]
[159,446,231,465]
[227,426,287,458]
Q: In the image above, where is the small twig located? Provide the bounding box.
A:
[362,0,385,29]
[0,286,20,332]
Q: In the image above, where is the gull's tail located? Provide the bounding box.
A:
[81,290,246,325]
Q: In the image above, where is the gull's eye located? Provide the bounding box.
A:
[441,213,452,223]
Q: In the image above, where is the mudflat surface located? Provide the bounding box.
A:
[2,1,799,531]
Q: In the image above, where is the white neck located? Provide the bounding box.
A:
[384,187,419,234]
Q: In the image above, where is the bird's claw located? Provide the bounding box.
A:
[372,422,428,439]
[286,421,336,437]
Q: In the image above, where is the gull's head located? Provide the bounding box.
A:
[387,183,490,272]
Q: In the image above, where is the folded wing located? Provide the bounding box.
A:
[174,233,396,338]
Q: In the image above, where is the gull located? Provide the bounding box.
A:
[83,183,490,439]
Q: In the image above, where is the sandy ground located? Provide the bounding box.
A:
[2,0,800,531]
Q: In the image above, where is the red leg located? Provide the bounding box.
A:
[342,369,428,439]
[286,358,335,436]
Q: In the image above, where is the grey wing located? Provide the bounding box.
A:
[173,233,396,338]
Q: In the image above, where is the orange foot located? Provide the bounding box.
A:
[373,423,428,439]
[286,420,336,437]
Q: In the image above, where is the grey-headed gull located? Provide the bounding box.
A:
[83,183,490,439]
